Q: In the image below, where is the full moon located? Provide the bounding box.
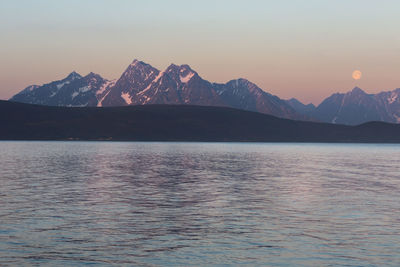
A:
[352,70,362,80]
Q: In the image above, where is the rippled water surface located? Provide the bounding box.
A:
[1,142,400,266]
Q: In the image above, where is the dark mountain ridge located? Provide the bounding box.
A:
[2,100,400,143]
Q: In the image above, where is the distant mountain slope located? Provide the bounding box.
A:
[313,87,400,125]
[213,79,305,120]
[285,98,316,116]
[1,100,400,142]
[9,59,303,120]
[10,72,115,107]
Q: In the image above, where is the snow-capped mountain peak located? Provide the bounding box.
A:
[121,60,159,80]
[162,64,199,86]
[130,59,140,66]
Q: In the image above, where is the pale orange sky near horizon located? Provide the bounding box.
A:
[1,0,400,105]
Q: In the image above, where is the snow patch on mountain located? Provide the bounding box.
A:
[394,114,400,123]
[57,81,70,89]
[97,91,111,107]
[138,72,165,97]
[70,86,92,100]
[388,92,398,104]
[153,71,163,83]
[142,95,151,103]
[96,80,115,96]
[96,80,116,107]
[79,86,91,93]
[180,72,194,83]
[121,92,132,105]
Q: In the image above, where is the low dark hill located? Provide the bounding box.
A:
[1,100,400,142]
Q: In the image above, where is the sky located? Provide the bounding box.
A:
[1,0,400,105]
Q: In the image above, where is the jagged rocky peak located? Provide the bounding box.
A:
[226,78,264,95]
[164,63,197,83]
[165,63,179,72]
[86,71,100,77]
[165,63,193,72]
[83,72,104,82]
[350,86,366,94]
[179,64,196,75]
[287,98,315,107]
[129,59,153,68]
[66,71,82,81]
[285,98,316,116]
[121,59,159,81]
[22,85,39,93]
[228,78,260,89]
[128,59,160,71]
[229,78,252,87]
[130,58,140,65]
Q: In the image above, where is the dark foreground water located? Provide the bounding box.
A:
[0,142,400,266]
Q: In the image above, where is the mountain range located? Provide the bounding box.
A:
[11,59,301,120]
[310,87,400,125]
[10,59,400,125]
